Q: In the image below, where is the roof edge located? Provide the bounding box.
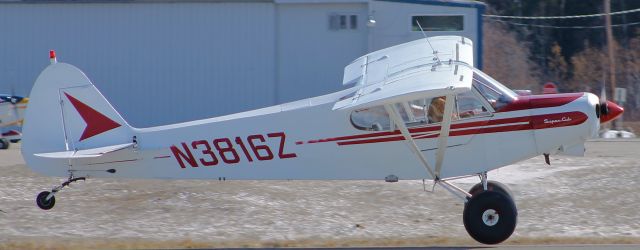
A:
[376,0,486,9]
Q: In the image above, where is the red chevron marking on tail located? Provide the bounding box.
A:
[64,92,121,141]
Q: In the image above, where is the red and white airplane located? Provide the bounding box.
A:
[0,94,28,149]
[22,37,623,244]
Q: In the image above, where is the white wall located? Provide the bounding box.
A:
[0,0,481,127]
[275,2,368,103]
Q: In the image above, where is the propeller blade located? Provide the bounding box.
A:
[600,80,609,115]
[600,81,607,103]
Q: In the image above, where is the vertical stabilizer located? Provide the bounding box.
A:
[22,62,132,176]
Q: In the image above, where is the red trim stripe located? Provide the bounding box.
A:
[325,112,587,146]
[314,115,534,145]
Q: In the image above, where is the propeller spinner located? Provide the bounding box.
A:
[599,82,624,123]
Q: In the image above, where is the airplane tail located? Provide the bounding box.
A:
[22,59,134,176]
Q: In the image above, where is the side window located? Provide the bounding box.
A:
[395,101,429,127]
[351,106,391,131]
[456,91,491,119]
[400,96,460,125]
[472,72,514,111]
[350,93,491,131]
[411,15,464,31]
[350,101,430,131]
[329,14,358,30]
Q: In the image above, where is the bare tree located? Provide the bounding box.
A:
[546,42,569,90]
[483,21,541,91]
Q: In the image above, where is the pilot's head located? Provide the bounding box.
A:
[428,96,446,123]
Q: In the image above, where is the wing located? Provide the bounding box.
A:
[334,36,474,111]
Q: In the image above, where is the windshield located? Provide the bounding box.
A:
[471,69,517,111]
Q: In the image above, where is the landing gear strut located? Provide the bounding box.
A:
[36,173,86,210]
[468,180,514,200]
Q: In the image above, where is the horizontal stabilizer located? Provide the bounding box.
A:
[34,143,134,159]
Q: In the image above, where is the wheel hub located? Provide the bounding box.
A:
[482,209,499,226]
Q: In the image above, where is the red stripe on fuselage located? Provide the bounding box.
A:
[314,116,535,145]
[330,111,587,146]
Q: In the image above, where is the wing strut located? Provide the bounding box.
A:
[384,93,455,180]
[384,104,436,179]
[434,94,456,177]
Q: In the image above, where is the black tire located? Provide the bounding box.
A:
[469,180,514,200]
[36,191,56,210]
[0,138,9,150]
[463,190,517,245]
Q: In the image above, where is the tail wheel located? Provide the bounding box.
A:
[36,191,55,210]
[468,180,514,200]
[0,138,9,149]
[463,190,517,245]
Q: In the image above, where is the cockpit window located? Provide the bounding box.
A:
[456,91,491,119]
[472,69,516,111]
[350,90,492,131]
[350,106,391,131]
[350,68,506,131]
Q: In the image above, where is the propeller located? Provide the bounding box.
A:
[598,79,624,124]
[599,81,609,116]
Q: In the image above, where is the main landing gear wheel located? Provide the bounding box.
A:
[36,191,56,210]
[463,190,517,245]
[468,180,514,199]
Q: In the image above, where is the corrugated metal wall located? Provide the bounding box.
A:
[0,1,480,128]
[369,0,481,67]
[276,3,367,103]
[0,2,276,127]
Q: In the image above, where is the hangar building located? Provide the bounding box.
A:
[0,0,484,127]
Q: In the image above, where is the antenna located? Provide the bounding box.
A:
[415,20,441,65]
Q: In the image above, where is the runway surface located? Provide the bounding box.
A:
[0,140,639,249]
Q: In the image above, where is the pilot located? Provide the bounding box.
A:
[428,96,446,123]
[427,96,461,123]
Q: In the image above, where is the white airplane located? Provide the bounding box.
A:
[0,94,28,149]
[22,37,623,244]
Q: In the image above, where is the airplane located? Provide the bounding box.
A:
[21,36,623,244]
[0,94,29,149]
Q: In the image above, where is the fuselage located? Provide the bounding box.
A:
[21,37,620,181]
[27,88,603,181]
